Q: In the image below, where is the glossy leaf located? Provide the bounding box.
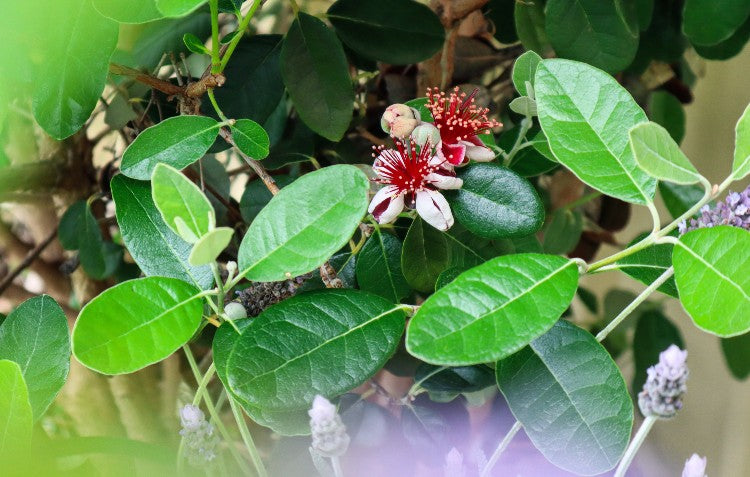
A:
[226,290,406,409]
[79,202,121,280]
[721,333,750,380]
[183,32,208,55]
[111,175,214,289]
[72,277,204,374]
[514,0,550,55]
[58,201,87,250]
[545,0,638,73]
[32,0,118,139]
[659,182,705,220]
[238,165,368,281]
[632,310,684,394]
[512,50,542,96]
[240,175,294,222]
[151,163,213,243]
[629,122,701,184]
[543,209,582,255]
[0,360,32,462]
[401,217,451,292]
[415,364,495,393]
[232,119,270,160]
[535,59,656,205]
[281,13,354,141]
[120,116,221,180]
[617,233,678,297]
[0,296,70,420]
[648,91,686,144]
[131,12,211,69]
[733,102,750,180]
[188,227,233,266]
[694,16,750,60]
[327,0,444,64]
[156,0,205,17]
[356,230,410,303]
[673,226,750,336]
[406,254,579,365]
[445,163,544,239]
[683,0,750,46]
[496,320,633,475]
[93,0,163,23]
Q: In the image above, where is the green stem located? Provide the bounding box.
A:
[208,89,229,123]
[211,263,226,315]
[614,416,657,477]
[480,421,522,477]
[288,0,300,15]
[504,118,532,165]
[209,0,221,73]
[407,366,446,398]
[563,191,602,211]
[218,0,263,73]
[229,397,268,477]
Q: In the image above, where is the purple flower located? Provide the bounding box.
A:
[179,405,218,466]
[309,395,350,458]
[638,345,689,418]
[682,453,707,477]
[680,184,750,233]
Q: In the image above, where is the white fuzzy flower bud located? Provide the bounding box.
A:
[226,261,237,276]
[411,122,441,146]
[381,103,419,137]
[180,404,205,431]
[308,395,350,458]
[224,302,247,321]
[638,345,689,418]
[682,453,707,477]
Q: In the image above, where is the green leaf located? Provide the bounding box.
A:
[131,12,210,69]
[648,91,686,143]
[733,102,750,180]
[545,0,638,73]
[484,0,518,43]
[512,50,542,96]
[0,360,32,463]
[505,129,559,177]
[543,208,582,255]
[189,227,233,266]
[111,175,214,289]
[617,232,679,297]
[32,0,119,139]
[535,59,656,205]
[406,254,579,365]
[120,116,221,180]
[240,175,294,222]
[509,96,537,116]
[404,98,432,122]
[514,0,550,55]
[0,296,70,420]
[183,33,208,55]
[58,201,87,250]
[281,12,354,141]
[721,333,750,380]
[356,229,410,302]
[238,165,368,281]
[232,119,270,160]
[496,320,633,475]
[80,203,121,280]
[415,364,495,394]
[156,0,205,17]
[632,310,684,395]
[226,290,406,409]
[694,16,750,60]
[72,277,204,374]
[683,0,750,46]
[659,182,705,220]
[326,0,444,65]
[629,122,701,184]
[673,226,750,336]
[401,217,451,292]
[151,163,213,243]
[637,0,654,30]
[93,0,163,23]
[445,163,544,239]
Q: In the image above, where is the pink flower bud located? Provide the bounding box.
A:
[381,103,419,135]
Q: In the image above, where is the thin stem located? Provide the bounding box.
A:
[229,397,269,477]
[218,0,263,72]
[563,191,602,211]
[595,267,674,341]
[407,366,447,398]
[209,0,221,73]
[208,89,229,122]
[211,263,226,315]
[646,200,661,235]
[288,0,300,16]
[614,416,657,477]
[331,456,345,477]
[480,421,522,477]
[504,118,532,165]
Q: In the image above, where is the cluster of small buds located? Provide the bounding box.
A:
[381,103,422,138]
[638,345,689,418]
[679,184,750,234]
[682,453,707,477]
[236,274,309,317]
[179,405,219,466]
[443,448,466,477]
[308,395,350,458]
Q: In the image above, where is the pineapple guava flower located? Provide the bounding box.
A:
[682,453,707,477]
[381,103,421,138]
[426,87,501,166]
[368,140,462,231]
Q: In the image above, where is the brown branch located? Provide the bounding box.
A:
[219,128,279,195]
[0,227,59,297]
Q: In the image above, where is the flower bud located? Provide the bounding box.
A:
[682,453,707,477]
[411,122,441,146]
[444,448,466,477]
[308,395,350,458]
[638,344,689,418]
[224,302,247,321]
[389,116,419,138]
[179,405,219,466]
[226,261,237,276]
[381,103,419,136]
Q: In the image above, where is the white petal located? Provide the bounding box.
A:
[425,172,463,190]
[368,186,404,224]
[463,141,495,162]
[416,190,454,231]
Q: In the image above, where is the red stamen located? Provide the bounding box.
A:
[425,86,501,145]
[372,140,449,195]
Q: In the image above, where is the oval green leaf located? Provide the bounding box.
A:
[156,0,205,17]
[111,175,213,289]
[226,289,406,409]
[73,276,204,374]
[152,163,213,243]
[401,217,451,293]
[446,163,544,239]
[648,91,686,144]
[733,102,750,181]
[406,254,579,365]
[0,360,32,463]
[496,320,633,475]
[535,59,657,205]
[514,0,550,55]
[0,296,69,420]
[238,165,368,281]
[617,233,678,297]
[543,209,582,255]
[355,229,410,303]
[632,310,684,395]
[721,332,750,380]
[629,122,701,185]
[512,50,542,96]
[232,119,270,160]
[120,116,221,180]
[93,0,163,23]
[189,227,233,266]
[683,0,750,46]
[326,0,444,65]
[674,226,750,336]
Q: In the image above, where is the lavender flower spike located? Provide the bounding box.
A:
[638,345,689,418]
[682,453,707,477]
[444,448,466,477]
[309,395,350,458]
[179,405,219,466]
[679,184,750,234]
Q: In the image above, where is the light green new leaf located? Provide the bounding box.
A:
[226,290,406,409]
[535,59,657,205]
[120,116,221,180]
[189,227,233,266]
[238,165,368,281]
[0,360,32,463]
[232,119,270,160]
[406,254,579,365]
[496,320,633,475]
[630,122,701,185]
[32,0,119,139]
[183,33,208,55]
[93,0,163,23]
[733,102,750,180]
[156,0,206,16]
[73,277,204,374]
[0,296,70,421]
[512,50,542,96]
[152,163,213,243]
[673,226,750,337]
